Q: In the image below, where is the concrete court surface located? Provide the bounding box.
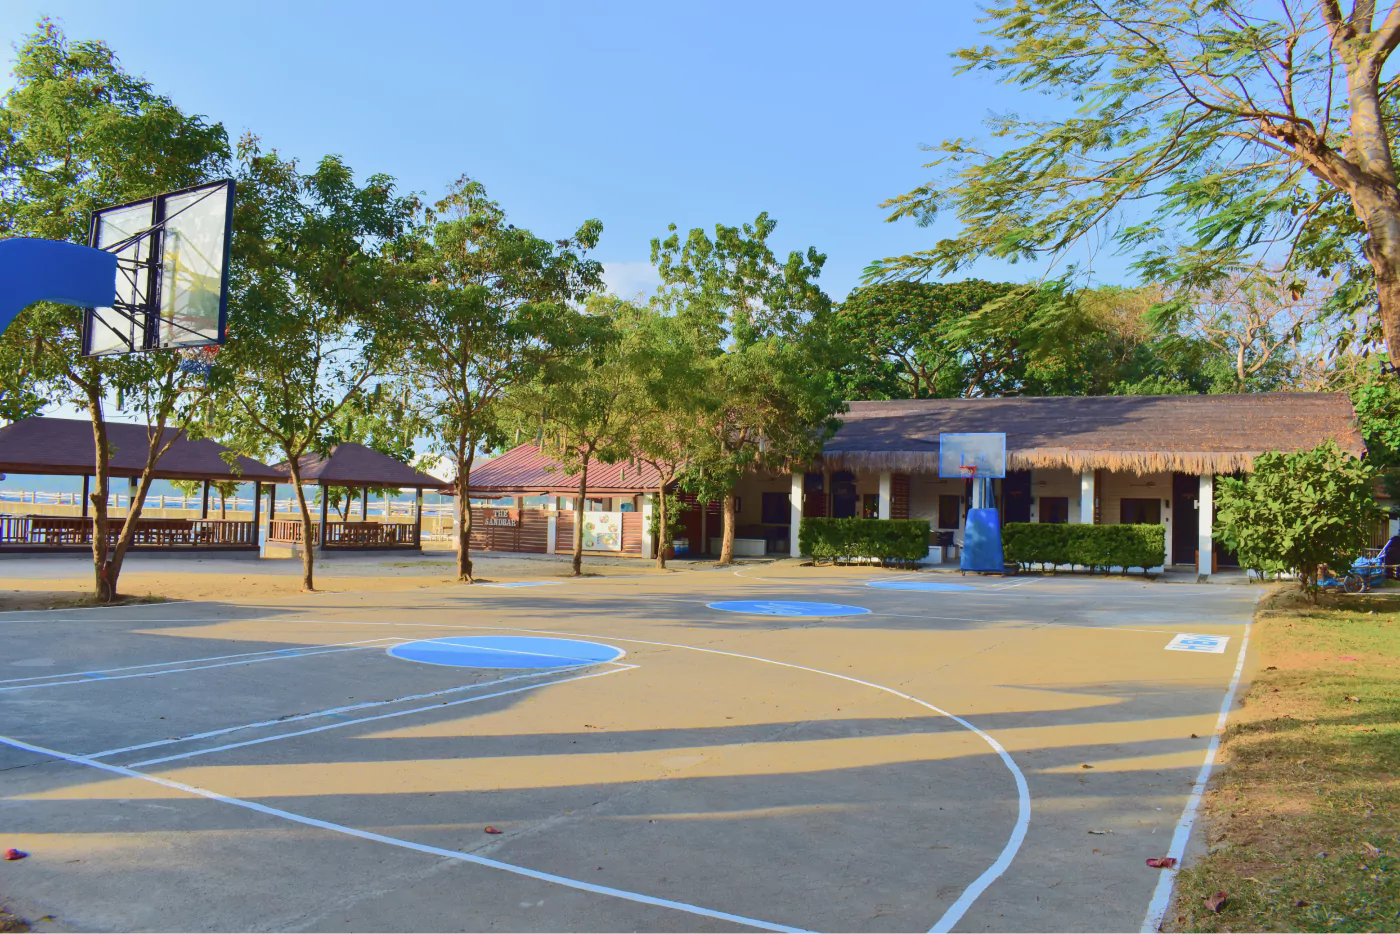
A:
[0,567,1258,933]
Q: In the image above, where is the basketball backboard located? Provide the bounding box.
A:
[938,432,1006,479]
[82,179,234,356]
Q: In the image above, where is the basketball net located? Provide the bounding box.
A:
[177,344,220,379]
[959,464,978,480]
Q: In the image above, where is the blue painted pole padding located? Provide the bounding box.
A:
[0,238,118,337]
[960,507,1005,573]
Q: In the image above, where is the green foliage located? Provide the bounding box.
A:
[1001,523,1166,575]
[652,214,844,543]
[830,280,1216,400]
[1216,442,1378,592]
[646,493,684,542]
[868,1,1400,359]
[799,518,930,565]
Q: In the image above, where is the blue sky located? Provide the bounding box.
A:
[2,1,1132,302]
[1,2,1138,487]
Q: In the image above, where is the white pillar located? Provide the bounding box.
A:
[641,494,655,560]
[878,472,892,520]
[1078,470,1095,524]
[790,472,804,558]
[1197,474,1214,578]
[547,514,557,554]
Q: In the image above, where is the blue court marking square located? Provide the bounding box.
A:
[1165,633,1230,654]
[865,580,975,592]
[707,600,871,618]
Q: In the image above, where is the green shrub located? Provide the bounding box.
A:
[799,517,930,565]
[1002,522,1165,575]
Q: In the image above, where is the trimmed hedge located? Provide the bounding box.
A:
[1002,522,1166,576]
[799,517,930,565]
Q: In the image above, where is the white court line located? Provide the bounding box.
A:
[0,637,400,685]
[0,642,402,694]
[1140,612,1254,933]
[84,668,579,759]
[126,665,638,768]
[290,618,1031,934]
[0,733,805,934]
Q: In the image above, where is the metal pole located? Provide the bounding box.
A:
[81,475,90,518]
[201,479,210,519]
[362,486,369,520]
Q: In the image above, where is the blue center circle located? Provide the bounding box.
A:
[866,580,975,592]
[388,636,624,669]
[707,600,871,618]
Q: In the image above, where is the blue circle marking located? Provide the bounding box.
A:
[865,580,975,592]
[707,600,871,618]
[482,581,565,588]
[388,636,623,669]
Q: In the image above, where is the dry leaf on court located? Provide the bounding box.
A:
[484,826,503,835]
[1146,857,1178,869]
[1203,892,1227,913]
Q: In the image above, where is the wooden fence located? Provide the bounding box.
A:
[266,519,420,549]
[0,517,256,550]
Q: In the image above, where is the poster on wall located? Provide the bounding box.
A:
[581,511,623,551]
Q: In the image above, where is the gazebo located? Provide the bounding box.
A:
[0,416,282,553]
[266,442,445,552]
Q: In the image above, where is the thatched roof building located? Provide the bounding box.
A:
[822,393,1365,475]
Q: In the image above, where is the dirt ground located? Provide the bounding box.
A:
[0,550,699,612]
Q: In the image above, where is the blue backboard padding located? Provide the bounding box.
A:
[960,508,1005,573]
[388,636,624,669]
[707,600,871,617]
[866,580,975,592]
[0,238,117,337]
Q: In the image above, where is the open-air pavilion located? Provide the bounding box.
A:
[0,416,281,553]
[266,443,445,552]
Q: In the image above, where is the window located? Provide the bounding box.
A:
[761,492,790,524]
[938,494,962,529]
[863,493,880,519]
[1039,497,1069,524]
[1120,498,1162,524]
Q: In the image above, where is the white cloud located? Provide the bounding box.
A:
[601,261,660,301]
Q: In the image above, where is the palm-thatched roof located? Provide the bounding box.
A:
[821,393,1365,475]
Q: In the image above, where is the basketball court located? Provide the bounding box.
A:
[0,567,1255,932]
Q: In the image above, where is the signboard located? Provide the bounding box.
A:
[1165,633,1230,654]
[581,511,622,551]
[485,508,519,527]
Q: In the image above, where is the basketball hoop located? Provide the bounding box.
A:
[959,464,978,480]
[177,344,220,379]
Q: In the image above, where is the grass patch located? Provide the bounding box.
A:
[1171,592,1400,932]
[0,904,29,933]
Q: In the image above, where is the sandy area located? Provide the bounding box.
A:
[0,549,722,612]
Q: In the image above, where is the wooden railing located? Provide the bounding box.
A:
[266,519,419,549]
[0,516,255,549]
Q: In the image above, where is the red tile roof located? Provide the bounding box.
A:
[466,445,664,495]
[0,417,283,481]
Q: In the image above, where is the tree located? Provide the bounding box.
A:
[652,214,844,565]
[873,1,1400,362]
[624,308,711,570]
[511,298,629,576]
[0,20,229,601]
[829,279,1214,400]
[1215,442,1377,594]
[399,177,603,582]
[213,136,416,592]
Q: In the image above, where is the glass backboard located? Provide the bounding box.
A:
[82,179,234,356]
[938,432,1007,479]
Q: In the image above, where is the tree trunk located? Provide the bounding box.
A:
[85,384,115,603]
[287,459,316,591]
[717,492,737,566]
[219,490,227,520]
[571,457,591,577]
[654,487,668,570]
[456,448,476,582]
